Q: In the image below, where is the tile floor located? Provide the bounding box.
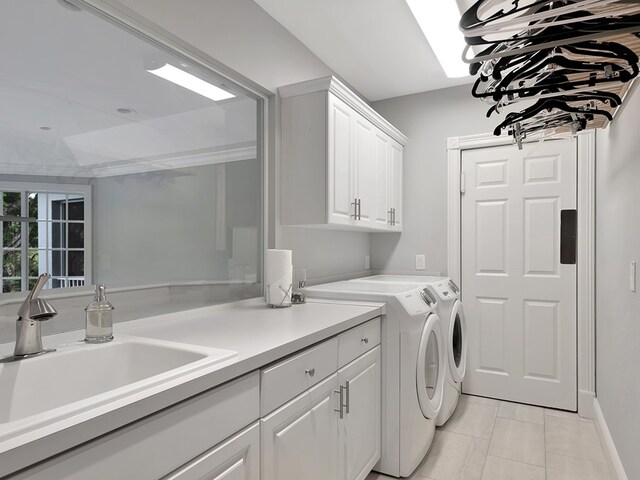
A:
[366,394,611,480]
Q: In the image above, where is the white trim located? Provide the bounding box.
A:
[594,398,629,480]
[278,76,408,145]
[446,131,596,417]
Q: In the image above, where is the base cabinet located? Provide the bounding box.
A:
[261,374,339,480]
[261,341,381,480]
[338,347,381,480]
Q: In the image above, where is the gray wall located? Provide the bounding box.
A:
[370,85,495,275]
[595,83,640,480]
[111,0,372,282]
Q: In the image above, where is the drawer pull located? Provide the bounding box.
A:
[361,337,369,344]
[304,368,316,377]
[335,385,345,419]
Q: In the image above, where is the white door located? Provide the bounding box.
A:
[389,141,403,230]
[165,423,259,480]
[261,373,339,480]
[353,113,375,227]
[328,93,355,226]
[373,131,391,229]
[337,346,381,480]
[461,139,577,410]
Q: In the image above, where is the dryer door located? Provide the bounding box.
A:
[449,300,468,384]
[416,313,445,419]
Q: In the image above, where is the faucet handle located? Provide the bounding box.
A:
[30,273,52,299]
[18,273,52,320]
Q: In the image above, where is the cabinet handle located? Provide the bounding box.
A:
[358,198,362,220]
[351,198,359,219]
[361,337,369,344]
[345,380,350,414]
[305,368,315,377]
[392,208,396,226]
[388,209,393,225]
[334,385,345,419]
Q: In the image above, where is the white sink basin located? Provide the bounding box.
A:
[0,335,236,445]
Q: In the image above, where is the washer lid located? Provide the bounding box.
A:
[416,313,445,420]
[448,300,467,383]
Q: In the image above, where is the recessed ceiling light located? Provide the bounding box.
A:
[116,108,137,114]
[39,126,52,131]
[405,0,469,78]
[146,63,235,102]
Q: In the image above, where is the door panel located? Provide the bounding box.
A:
[354,114,374,226]
[373,132,390,228]
[328,94,354,225]
[461,139,577,410]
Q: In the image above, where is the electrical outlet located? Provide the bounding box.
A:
[415,254,426,270]
[365,255,370,270]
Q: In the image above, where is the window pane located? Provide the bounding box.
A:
[68,223,84,248]
[51,198,65,220]
[51,250,66,277]
[3,279,21,293]
[68,199,84,220]
[2,222,22,249]
[28,221,39,248]
[28,249,39,277]
[28,192,39,219]
[51,222,65,248]
[2,192,21,217]
[2,250,21,277]
[68,250,84,277]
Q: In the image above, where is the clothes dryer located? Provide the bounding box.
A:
[304,281,446,478]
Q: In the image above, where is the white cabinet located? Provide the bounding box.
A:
[261,318,382,480]
[281,76,407,232]
[338,347,381,480]
[166,423,259,480]
[261,374,340,480]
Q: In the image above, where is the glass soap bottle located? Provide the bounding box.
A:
[85,284,114,343]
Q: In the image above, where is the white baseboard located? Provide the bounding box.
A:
[593,398,628,480]
[578,390,595,419]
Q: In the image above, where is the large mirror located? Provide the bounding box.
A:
[0,0,263,299]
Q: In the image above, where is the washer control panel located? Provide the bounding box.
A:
[397,288,433,315]
[430,280,455,301]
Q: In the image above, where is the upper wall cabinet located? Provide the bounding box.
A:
[280,76,407,232]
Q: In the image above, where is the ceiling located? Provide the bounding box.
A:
[253,0,475,101]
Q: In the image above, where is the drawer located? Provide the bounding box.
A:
[260,337,338,415]
[338,317,381,368]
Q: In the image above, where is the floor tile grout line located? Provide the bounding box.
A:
[478,403,499,479]
[543,448,607,464]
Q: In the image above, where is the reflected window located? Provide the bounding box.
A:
[1,184,90,292]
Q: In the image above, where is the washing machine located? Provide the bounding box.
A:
[304,281,446,478]
[350,275,467,426]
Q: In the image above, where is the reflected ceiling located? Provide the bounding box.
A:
[0,0,257,177]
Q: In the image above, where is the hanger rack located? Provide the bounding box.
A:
[460,0,640,147]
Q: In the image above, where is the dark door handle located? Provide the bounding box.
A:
[560,209,577,265]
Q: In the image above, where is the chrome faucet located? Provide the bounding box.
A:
[13,273,58,359]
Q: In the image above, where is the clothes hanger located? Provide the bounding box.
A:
[486,90,622,117]
[493,97,612,135]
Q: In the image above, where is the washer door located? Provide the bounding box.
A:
[448,300,467,383]
[416,313,445,419]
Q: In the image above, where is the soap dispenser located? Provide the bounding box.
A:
[84,284,114,343]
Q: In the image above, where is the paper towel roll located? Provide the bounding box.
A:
[266,249,293,307]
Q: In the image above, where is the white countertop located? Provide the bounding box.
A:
[0,297,384,477]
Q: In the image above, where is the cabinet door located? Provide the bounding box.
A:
[261,373,339,480]
[373,131,391,230]
[338,346,381,480]
[165,423,259,480]
[353,113,374,227]
[389,141,403,230]
[328,93,355,226]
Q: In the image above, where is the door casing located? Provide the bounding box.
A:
[446,131,596,418]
